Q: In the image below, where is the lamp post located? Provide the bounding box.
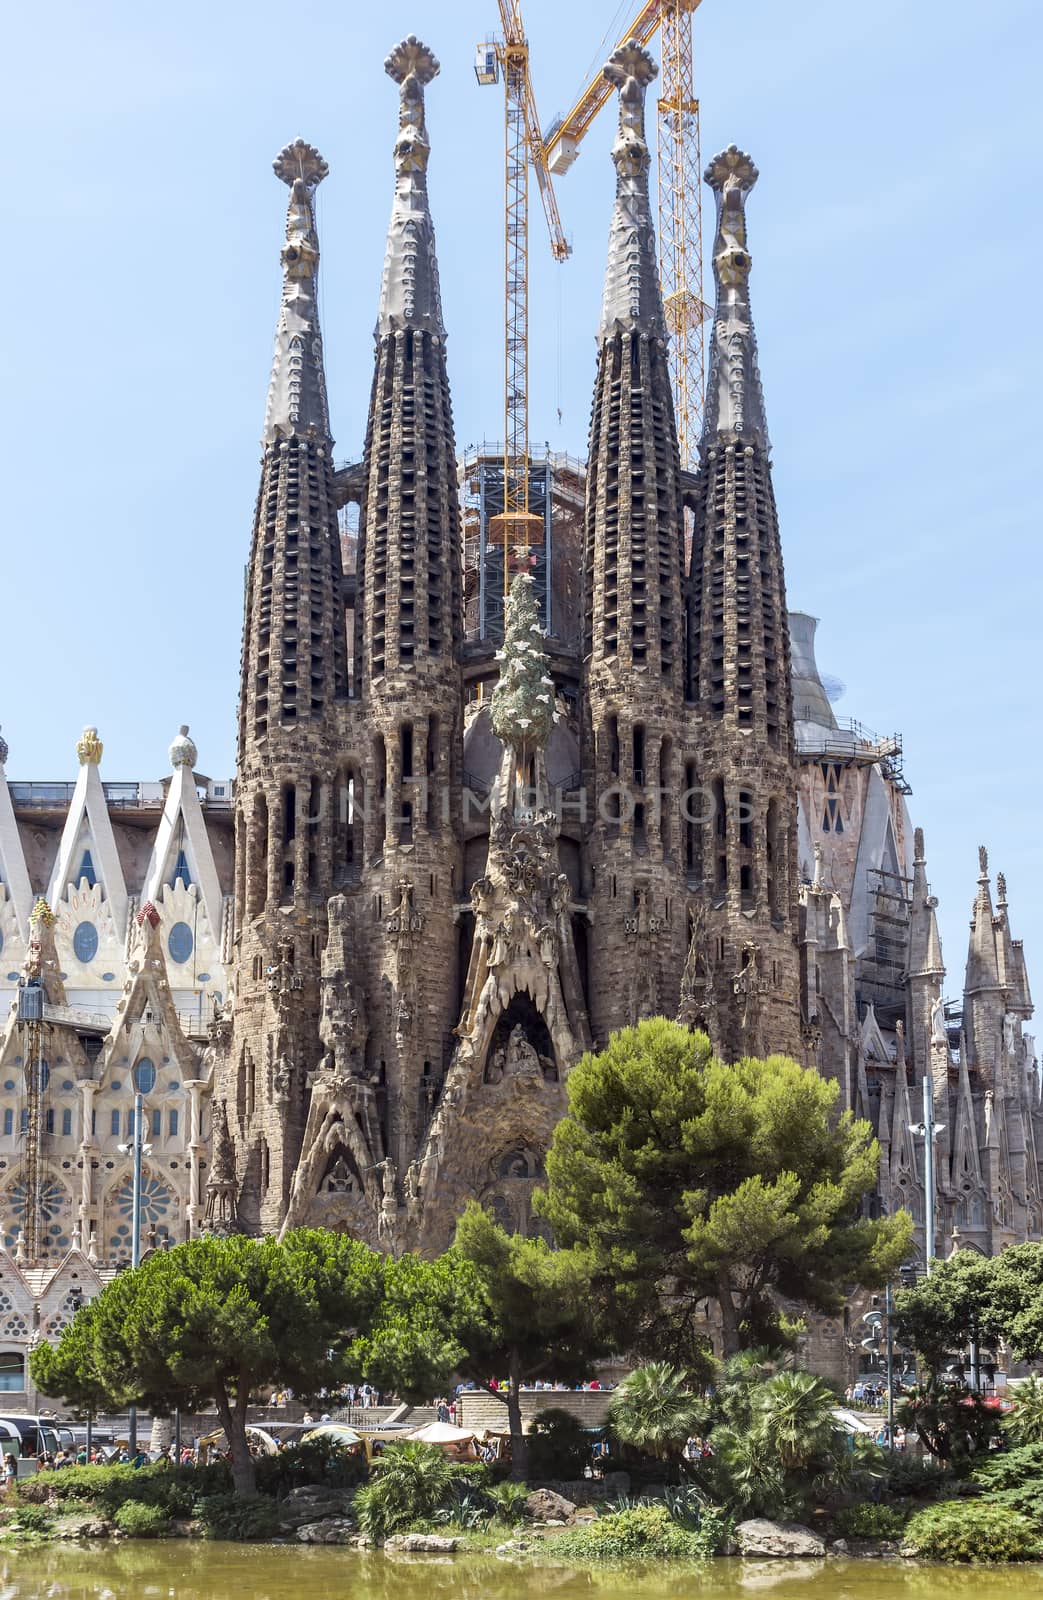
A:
[884,1281,895,1451]
[909,1076,946,1274]
[117,1094,151,1457]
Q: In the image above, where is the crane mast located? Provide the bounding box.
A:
[478,3,570,603]
[16,977,46,1262]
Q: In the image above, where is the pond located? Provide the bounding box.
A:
[4,1546,1043,1600]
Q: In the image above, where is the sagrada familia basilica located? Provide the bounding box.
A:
[0,36,1037,1392]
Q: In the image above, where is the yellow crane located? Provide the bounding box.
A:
[476,5,570,600]
[544,1,708,474]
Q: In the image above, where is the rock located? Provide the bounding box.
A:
[496,1538,531,1558]
[735,1519,827,1559]
[279,1487,355,1529]
[830,1538,850,1554]
[54,1513,114,1540]
[524,1488,576,1523]
[295,1518,358,1545]
[383,1533,458,1552]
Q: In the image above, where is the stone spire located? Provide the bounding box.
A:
[908,827,945,980]
[581,39,687,1044]
[965,846,1002,997]
[598,40,666,342]
[378,36,445,336]
[263,140,331,445]
[357,36,462,688]
[683,146,802,1064]
[701,145,769,451]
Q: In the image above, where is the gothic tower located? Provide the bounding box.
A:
[352,37,464,1184]
[684,146,803,1062]
[224,139,349,1232]
[582,41,688,1041]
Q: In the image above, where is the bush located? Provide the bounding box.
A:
[254,1437,366,1497]
[833,1502,908,1539]
[972,1442,1043,1493]
[905,1500,1042,1563]
[354,1441,458,1538]
[526,1408,591,1481]
[485,1481,530,1525]
[193,1493,283,1542]
[113,1500,171,1538]
[3,1505,53,1535]
[881,1454,954,1500]
[19,1461,231,1515]
[555,1502,724,1561]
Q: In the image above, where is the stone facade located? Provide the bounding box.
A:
[0,32,1038,1398]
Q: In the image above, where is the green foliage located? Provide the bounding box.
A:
[113,1499,171,1538]
[753,1370,842,1473]
[537,1019,911,1359]
[3,1505,53,1536]
[253,1437,366,1497]
[893,1251,1000,1378]
[484,1481,530,1524]
[32,1229,387,1494]
[896,1384,1001,1463]
[555,1502,725,1561]
[18,1461,231,1514]
[192,1493,283,1542]
[971,1443,1043,1519]
[353,1440,458,1538]
[357,1248,491,1403]
[879,1452,953,1500]
[609,1363,708,1462]
[832,1502,908,1538]
[1004,1376,1043,1446]
[905,1499,1042,1563]
[525,1408,591,1481]
[490,572,555,752]
[986,1243,1043,1362]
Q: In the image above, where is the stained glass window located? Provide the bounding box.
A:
[133,1059,156,1095]
[168,922,194,965]
[72,922,98,963]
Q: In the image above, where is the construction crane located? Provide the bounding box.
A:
[476,4,570,603]
[544,1,708,474]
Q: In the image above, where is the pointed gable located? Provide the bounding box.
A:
[0,730,34,942]
[47,727,129,941]
[142,727,224,947]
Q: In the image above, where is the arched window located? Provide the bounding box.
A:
[133,1059,157,1095]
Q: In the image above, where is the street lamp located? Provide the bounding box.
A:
[117,1093,152,1456]
[909,1076,946,1273]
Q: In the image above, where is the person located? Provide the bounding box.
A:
[302,1412,314,1425]
[3,1454,16,1496]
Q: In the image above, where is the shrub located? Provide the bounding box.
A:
[18,1461,231,1515]
[555,1502,724,1561]
[1004,1377,1043,1447]
[193,1493,282,1542]
[4,1505,53,1535]
[353,1440,457,1538]
[905,1500,1042,1563]
[113,1500,171,1538]
[972,1442,1043,1493]
[485,1481,530,1525]
[882,1454,954,1500]
[254,1437,366,1497]
[526,1408,591,1481]
[833,1502,908,1539]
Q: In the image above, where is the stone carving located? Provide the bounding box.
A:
[76,726,103,766]
[930,996,947,1049]
[599,39,663,341]
[202,1102,238,1233]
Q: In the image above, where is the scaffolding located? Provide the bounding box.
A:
[459,443,586,646]
[856,868,912,1029]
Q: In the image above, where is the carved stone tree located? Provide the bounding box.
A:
[491,572,557,786]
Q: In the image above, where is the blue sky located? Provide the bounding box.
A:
[2,0,1041,1001]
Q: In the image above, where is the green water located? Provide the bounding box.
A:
[3,1546,1043,1600]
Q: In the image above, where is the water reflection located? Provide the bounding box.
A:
[3,1547,1043,1600]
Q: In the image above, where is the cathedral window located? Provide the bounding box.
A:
[72,922,99,965]
[131,1056,155,1094]
[1,1111,10,1137]
[110,1110,120,1137]
[45,1110,54,1134]
[168,923,193,965]
[169,1110,179,1138]
[170,849,192,890]
[61,1109,72,1137]
[151,1110,161,1138]
[0,1353,24,1392]
[77,849,97,889]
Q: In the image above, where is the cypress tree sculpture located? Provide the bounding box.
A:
[491,573,557,760]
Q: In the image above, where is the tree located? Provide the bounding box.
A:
[608,1362,707,1463]
[537,1019,911,1357]
[31,1230,385,1494]
[448,1203,610,1479]
[1004,1375,1043,1447]
[30,1298,114,1423]
[986,1243,1043,1363]
[892,1249,1000,1381]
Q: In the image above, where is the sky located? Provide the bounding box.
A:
[2,0,1041,1004]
